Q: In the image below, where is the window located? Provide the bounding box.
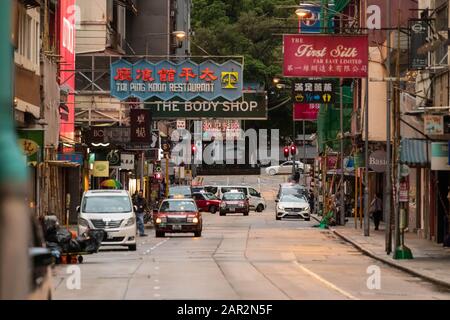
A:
[14,7,40,74]
[249,188,260,197]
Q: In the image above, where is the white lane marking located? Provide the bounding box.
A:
[154,293,160,297]
[293,261,359,300]
[154,279,159,283]
[154,286,160,290]
[150,239,169,251]
[154,266,160,270]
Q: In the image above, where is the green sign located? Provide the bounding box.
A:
[17,130,44,164]
[150,92,267,120]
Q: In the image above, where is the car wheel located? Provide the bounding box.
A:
[128,244,137,251]
[209,206,217,214]
[256,204,264,212]
[276,215,281,221]
[155,231,165,238]
[194,231,202,237]
[269,169,276,175]
[305,218,311,221]
[219,211,225,216]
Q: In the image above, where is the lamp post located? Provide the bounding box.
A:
[144,31,186,56]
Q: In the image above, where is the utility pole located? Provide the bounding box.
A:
[303,120,307,185]
[385,0,393,255]
[364,74,370,236]
[340,78,345,226]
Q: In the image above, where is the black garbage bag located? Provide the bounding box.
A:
[46,241,62,262]
[77,230,105,253]
[67,239,81,253]
[42,215,60,242]
[56,228,72,244]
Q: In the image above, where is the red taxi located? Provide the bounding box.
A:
[219,191,250,216]
[153,198,202,237]
[192,192,221,214]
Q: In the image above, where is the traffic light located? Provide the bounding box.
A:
[191,144,197,154]
[290,144,297,156]
[283,146,290,159]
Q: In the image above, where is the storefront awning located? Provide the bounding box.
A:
[400,139,430,167]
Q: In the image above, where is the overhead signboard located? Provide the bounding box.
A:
[120,154,135,170]
[283,34,369,78]
[431,142,450,171]
[57,153,83,165]
[93,161,109,177]
[293,79,336,103]
[202,120,242,141]
[409,19,428,69]
[130,108,151,143]
[369,150,387,172]
[17,130,44,165]
[110,59,243,101]
[150,92,267,120]
[424,115,444,135]
[293,103,320,121]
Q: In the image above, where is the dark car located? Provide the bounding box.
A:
[192,192,221,214]
[168,185,192,199]
[219,191,249,216]
[153,198,202,237]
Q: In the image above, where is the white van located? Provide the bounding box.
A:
[77,190,137,251]
[204,185,266,212]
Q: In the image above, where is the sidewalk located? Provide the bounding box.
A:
[312,214,450,289]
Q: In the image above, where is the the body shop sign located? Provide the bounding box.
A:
[283,35,368,78]
[111,59,243,101]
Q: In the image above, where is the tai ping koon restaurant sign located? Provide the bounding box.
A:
[111,59,243,101]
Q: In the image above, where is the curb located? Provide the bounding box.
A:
[311,215,450,290]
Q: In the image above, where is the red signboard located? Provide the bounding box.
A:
[59,0,76,143]
[293,103,319,121]
[283,34,368,78]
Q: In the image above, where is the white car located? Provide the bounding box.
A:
[275,194,310,221]
[77,190,137,251]
[265,161,310,176]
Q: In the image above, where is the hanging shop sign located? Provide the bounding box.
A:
[130,108,151,143]
[408,19,428,70]
[57,153,83,165]
[424,115,444,135]
[150,92,267,120]
[293,80,336,103]
[369,150,387,173]
[298,5,322,33]
[202,119,242,141]
[399,181,409,203]
[86,127,130,145]
[176,120,186,130]
[93,161,109,177]
[110,59,243,101]
[120,154,135,170]
[17,130,44,165]
[107,150,121,167]
[283,34,369,78]
[293,103,320,121]
[431,142,450,171]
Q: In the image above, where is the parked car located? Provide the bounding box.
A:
[204,185,266,212]
[275,194,311,221]
[168,185,192,199]
[192,192,221,213]
[265,161,310,176]
[220,191,250,216]
[77,190,137,251]
[153,198,202,237]
[276,183,309,201]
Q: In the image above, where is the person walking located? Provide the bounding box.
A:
[133,190,148,237]
[369,193,383,231]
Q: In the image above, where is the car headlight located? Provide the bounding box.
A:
[155,217,167,224]
[124,217,135,227]
[78,217,89,228]
[188,217,199,224]
[278,205,284,211]
[155,217,162,224]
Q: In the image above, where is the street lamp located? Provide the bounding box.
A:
[145,30,187,55]
[295,8,310,18]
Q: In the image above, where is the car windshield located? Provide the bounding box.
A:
[204,193,218,200]
[280,194,307,203]
[169,186,191,196]
[160,200,197,212]
[223,193,245,200]
[82,196,132,213]
[204,186,218,194]
[281,187,307,196]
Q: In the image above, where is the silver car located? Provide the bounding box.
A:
[275,194,310,221]
[265,161,310,175]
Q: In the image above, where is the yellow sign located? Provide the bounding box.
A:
[93,161,109,177]
[18,139,39,157]
[221,71,239,89]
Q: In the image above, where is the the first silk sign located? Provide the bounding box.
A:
[110,59,243,101]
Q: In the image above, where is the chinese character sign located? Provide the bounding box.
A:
[293,80,336,103]
[283,35,369,78]
[130,109,151,143]
[111,59,243,101]
[409,19,428,70]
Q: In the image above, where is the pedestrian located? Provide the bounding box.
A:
[133,190,148,237]
[369,193,383,231]
[308,189,315,214]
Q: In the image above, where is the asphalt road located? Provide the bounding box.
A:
[53,175,450,300]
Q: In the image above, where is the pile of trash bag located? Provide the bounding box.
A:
[40,216,105,261]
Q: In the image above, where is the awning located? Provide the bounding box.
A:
[46,160,80,168]
[400,139,430,167]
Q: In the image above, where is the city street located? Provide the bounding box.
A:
[53,175,450,300]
